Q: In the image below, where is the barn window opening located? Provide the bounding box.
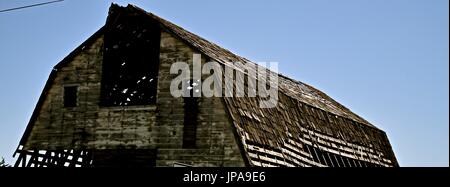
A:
[64,86,78,107]
[183,79,199,148]
[100,12,161,107]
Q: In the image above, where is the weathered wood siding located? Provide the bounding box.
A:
[22,29,245,167]
[155,31,244,166]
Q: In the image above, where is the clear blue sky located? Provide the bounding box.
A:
[0,0,448,166]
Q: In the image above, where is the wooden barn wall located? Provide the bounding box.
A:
[155,31,244,166]
[21,29,245,166]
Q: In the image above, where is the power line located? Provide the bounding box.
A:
[0,0,64,13]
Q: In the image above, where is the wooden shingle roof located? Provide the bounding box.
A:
[123,4,397,166]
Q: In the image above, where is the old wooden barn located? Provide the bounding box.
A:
[13,4,398,167]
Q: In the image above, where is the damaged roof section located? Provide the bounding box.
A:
[119,4,398,166]
[131,4,372,126]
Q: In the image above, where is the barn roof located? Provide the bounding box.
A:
[119,4,398,166]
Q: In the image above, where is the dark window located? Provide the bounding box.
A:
[64,86,78,107]
[183,80,199,148]
[100,12,161,107]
